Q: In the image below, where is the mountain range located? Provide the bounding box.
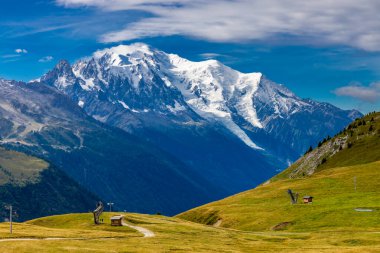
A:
[0,43,362,215]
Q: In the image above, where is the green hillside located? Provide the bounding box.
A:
[274,111,380,180]
[0,147,48,186]
[1,213,380,252]
[178,112,380,232]
[0,147,98,221]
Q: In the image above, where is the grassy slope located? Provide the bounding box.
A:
[0,147,48,186]
[0,213,379,252]
[178,112,380,233]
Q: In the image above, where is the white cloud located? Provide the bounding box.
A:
[56,0,380,51]
[15,49,28,54]
[333,82,380,103]
[1,54,21,59]
[1,49,27,62]
[38,56,54,63]
[199,53,223,59]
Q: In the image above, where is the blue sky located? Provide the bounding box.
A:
[1,0,380,113]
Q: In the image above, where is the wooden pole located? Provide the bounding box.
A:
[354,176,357,192]
[9,205,12,234]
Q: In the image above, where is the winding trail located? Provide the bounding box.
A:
[122,222,155,238]
[213,219,222,227]
[0,222,155,242]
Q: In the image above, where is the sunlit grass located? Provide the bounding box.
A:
[179,161,380,233]
[0,212,379,252]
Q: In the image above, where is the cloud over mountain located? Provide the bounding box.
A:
[57,0,380,51]
[334,82,380,103]
[39,56,54,62]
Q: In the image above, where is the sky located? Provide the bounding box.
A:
[1,0,380,113]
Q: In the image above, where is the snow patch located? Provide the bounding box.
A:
[167,100,186,113]
[118,100,130,109]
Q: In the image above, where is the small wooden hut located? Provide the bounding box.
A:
[303,196,313,204]
[110,215,124,226]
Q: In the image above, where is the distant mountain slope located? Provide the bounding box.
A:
[0,79,222,215]
[178,112,380,231]
[39,43,361,196]
[0,147,97,221]
[274,111,380,180]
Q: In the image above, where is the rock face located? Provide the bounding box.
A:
[0,79,221,215]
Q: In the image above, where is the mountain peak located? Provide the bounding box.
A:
[94,43,153,56]
[92,43,155,66]
[39,43,361,153]
[41,59,76,89]
[55,59,72,72]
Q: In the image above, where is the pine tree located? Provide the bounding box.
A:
[305,146,313,154]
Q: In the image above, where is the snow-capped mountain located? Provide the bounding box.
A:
[41,44,271,150]
[39,43,361,195]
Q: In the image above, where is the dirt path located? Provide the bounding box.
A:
[0,222,155,242]
[213,219,222,227]
[122,222,155,238]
